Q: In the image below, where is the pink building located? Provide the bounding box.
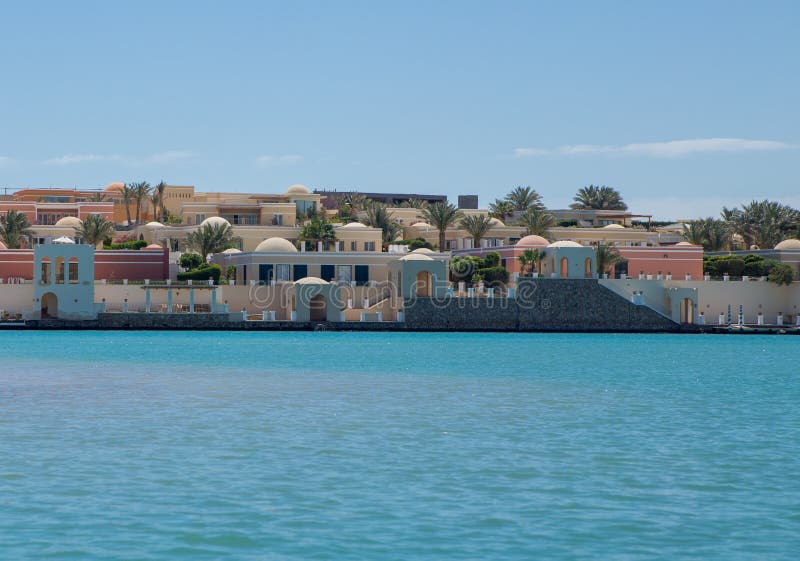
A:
[0,245,169,281]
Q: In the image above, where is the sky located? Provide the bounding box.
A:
[0,0,798,219]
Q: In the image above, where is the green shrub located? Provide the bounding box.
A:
[104,240,147,250]
[179,253,204,271]
[226,265,236,281]
[407,237,433,251]
[483,252,500,268]
[177,263,222,282]
[449,256,483,282]
[477,266,509,284]
[704,255,745,278]
[768,263,795,286]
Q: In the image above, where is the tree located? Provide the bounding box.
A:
[768,263,795,286]
[154,181,167,221]
[129,181,151,225]
[0,210,32,249]
[595,244,624,276]
[87,192,106,202]
[488,199,514,222]
[505,186,544,212]
[121,183,136,225]
[77,214,115,247]
[570,185,628,210]
[399,198,428,209]
[518,207,556,237]
[422,201,461,252]
[458,214,492,248]
[683,218,730,251]
[300,217,337,250]
[722,200,800,249]
[361,201,402,244]
[517,249,544,277]
[179,253,204,270]
[185,222,238,259]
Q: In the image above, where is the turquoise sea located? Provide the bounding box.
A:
[1,331,799,560]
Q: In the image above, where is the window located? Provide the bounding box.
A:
[259,264,274,283]
[276,264,291,282]
[293,264,308,281]
[320,265,335,282]
[355,265,369,286]
[364,241,376,251]
[195,214,206,224]
[272,214,284,226]
[350,241,357,251]
[337,265,352,283]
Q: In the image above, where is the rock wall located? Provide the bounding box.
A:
[403,279,680,332]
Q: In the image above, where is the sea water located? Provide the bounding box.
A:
[0,331,798,560]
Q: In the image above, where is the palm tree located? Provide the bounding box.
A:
[488,199,514,222]
[361,201,402,244]
[518,207,556,237]
[0,210,33,249]
[77,214,115,247]
[422,201,461,252]
[87,192,106,202]
[399,198,428,209]
[683,218,730,251]
[682,221,707,246]
[505,186,544,212]
[121,183,136,225]
[722,200,799,249]
[570,185,628,210]
[459,214,492,248]
[300,216,337,251]
[129,181,151,225]
[186,222,238,259]
[154,181,167,221]
[595,244,624,276]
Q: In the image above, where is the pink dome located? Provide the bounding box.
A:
[104,182,124,193]
[516,235,549,248]
[143,243,163,250]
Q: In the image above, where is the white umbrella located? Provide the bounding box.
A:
[52,236,76,244]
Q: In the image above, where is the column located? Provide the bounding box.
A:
[211,287,217,313]
[189,288,195,314]
[145,288,151,313]
[167,288,173,313]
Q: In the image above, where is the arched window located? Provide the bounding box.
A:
[69,257,79,284]
[55,257,65,284]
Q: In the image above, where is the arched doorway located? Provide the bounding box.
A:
[41,292,58,319]
[416,270,432,297]
[560,257,569,278]
[680,298,694,324]
[584,257,593,278]
[309,294,327,321]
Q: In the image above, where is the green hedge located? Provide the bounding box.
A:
[104,240,147,250]
[768,263,795,286]
[177,264,222,282]
[477,266,509,284]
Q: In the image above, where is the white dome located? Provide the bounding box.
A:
[143,243,163,250]
[285,184,310,195]
[200,216,231,228]
[222,248,242,254]
[400,253,433,261]
[603,223,625,229]
[775,239,800,250]
[675,241,694,247]
[338,222,368,229]
[145,221,164,229]
[254,237,298,253]
[54,216,83,228]
[488,217,505,227]
[411,248,435,254]
[410,222,430,229]
[295,276,329,285]
[547,240,583,248]
[516,235,549,248]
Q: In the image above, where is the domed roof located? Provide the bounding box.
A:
[516,235,549,248]
[411,247,435,254]
[254,237,298,253]
[52,236,75,244]
[222,248,242,254]
[145,221,164,229]
[200,216,231,228]
[54,216,83,228]
[0,241,7,250]
[400,253,433,261]
[143,243,163,250]
[675,241,694,247]
[547,240,583,248]
[285,184,310,195]
[410,222,430,229]
[104,182,124,193]
[488,217,505,227]
[603,223,626,229]
[338,221,367,229]
[295,276,329,285]
[775,238,800,250]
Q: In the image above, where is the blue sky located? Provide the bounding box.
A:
[0,0,798,219]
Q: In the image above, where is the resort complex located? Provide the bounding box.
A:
[0,182,798,332]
